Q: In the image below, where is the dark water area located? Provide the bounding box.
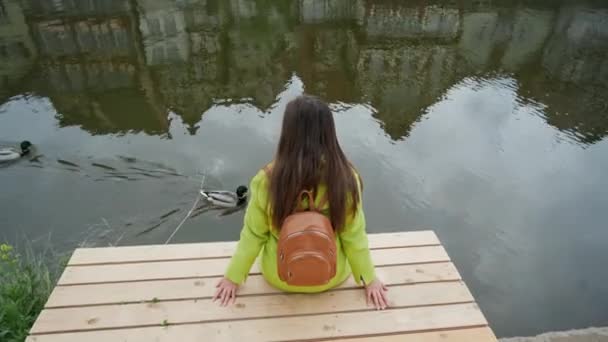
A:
[1,0,608,337]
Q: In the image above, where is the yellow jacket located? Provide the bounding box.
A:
[225,168,376,292]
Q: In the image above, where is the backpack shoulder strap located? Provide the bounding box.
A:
[297,189,319,212]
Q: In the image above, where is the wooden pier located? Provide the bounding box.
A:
[27,231,496,341]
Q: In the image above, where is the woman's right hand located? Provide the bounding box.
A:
[365,279,389,310]
[213,277,239,306]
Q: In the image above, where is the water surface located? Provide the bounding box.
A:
[1,0,608,337]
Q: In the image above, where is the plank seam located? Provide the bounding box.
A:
[69,232,438,253]
[56,260,452,286]
[44,279,464,309]
[280,324,491,342]
[67,244,443,266]
[30,301,477,336]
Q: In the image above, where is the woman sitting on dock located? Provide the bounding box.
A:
[214,95,389,310]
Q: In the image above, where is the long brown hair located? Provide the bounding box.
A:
[268,95,360,231]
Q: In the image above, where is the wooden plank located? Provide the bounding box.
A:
[58,246,449,285]
[46,262,461,307]
[68,231,439,265]
[333,327,497,341]
[26,303,487,342]
[69,241,236,266]
[31,282,474,334]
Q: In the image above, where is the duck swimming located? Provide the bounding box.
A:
[200,185,248,208]
[0,141,32,162]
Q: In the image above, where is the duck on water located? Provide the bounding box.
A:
[0,141,32,163]
[200,185,248,208]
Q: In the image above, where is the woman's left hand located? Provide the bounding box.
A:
[365,279,389,310]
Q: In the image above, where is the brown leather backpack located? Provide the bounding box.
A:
[277,189,337,286]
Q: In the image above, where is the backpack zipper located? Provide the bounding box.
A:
[284,229,334,243]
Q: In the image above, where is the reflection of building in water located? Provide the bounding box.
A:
[22,0,168,135]
[135,0,225,130]
[500,9,554,70]
[26,0,138,85]
[541,7,608,88]
[458,11,501,68]
[137,0,189,65]
[1,0,606,142]
[230,0,257,19]
[354,1,608,143]
[521,7,608,144]
[0,0,37,101]
[139,0,293,132]
[25,0,134,61]
[298,0,364,24]
[25,0,130,16]
[454,3,608,144]
[355,2,464,139]
[365,2,461,40]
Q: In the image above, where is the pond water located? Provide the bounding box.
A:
[1,0,608,337]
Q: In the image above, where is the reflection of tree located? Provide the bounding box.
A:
[517,6,608,145]
[355,2,465,140]
[28,57,170,135]
[295,26,360,103]
[51,87,164,135]
[218,2,294,110]
[0,0,37,102]
[357,43,464,140]
[520,78,608,145]
[1,0,607,144]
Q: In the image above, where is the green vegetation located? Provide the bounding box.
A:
[0,243,61,342]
